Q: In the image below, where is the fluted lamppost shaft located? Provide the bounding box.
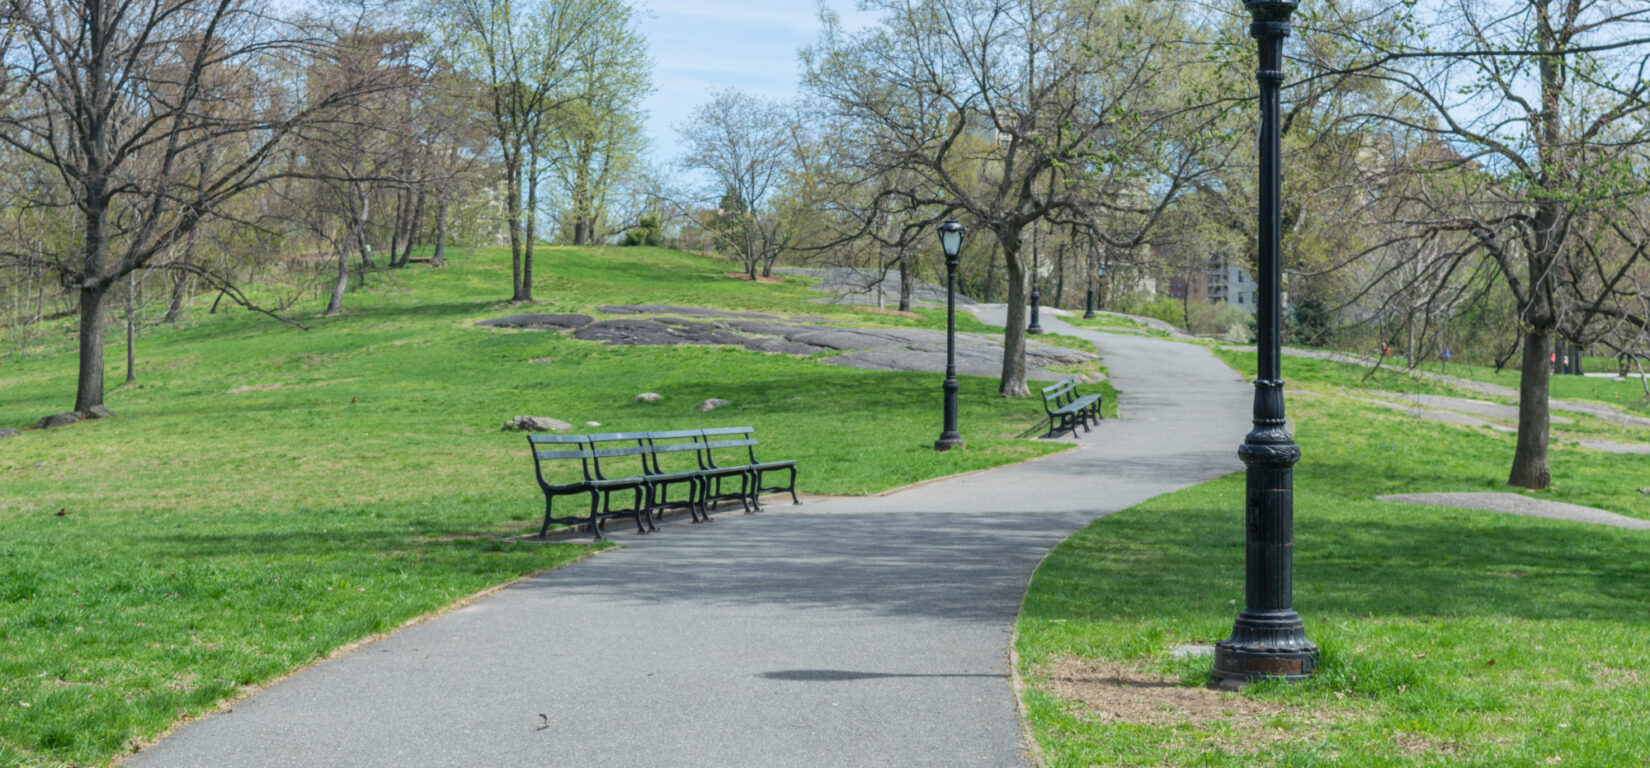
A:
[1027,236,1044,335]
[1213,0,1318,684]
[935,220,966,452]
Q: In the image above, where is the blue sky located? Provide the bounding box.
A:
[637,0,876,162]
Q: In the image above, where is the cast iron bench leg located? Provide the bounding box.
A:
[587,494,604,541]
[637,486,655,533]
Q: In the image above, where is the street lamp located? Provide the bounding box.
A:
[1084,245,1098,320]
[934,220,967,452]
[1027,239,1045,335]
[1213,0,1319,685]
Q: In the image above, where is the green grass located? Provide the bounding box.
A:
[1064,312,1173,338]
[0,245,1073,767]
[1417,359,1649,413]
[1017,353,1650,767]
[1272,349,1650,414]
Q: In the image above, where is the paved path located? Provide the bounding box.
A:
[127,314,1251,768]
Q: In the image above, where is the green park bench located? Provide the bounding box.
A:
[1040,376,1103,437]
[526,427,799,540]
[696,426,800,510]
[526,433,653,540]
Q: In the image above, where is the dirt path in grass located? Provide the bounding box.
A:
[124,311,1251,768]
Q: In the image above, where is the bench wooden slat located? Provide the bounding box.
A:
[528,434,586,444]
[535,448,595,460]
[699,439,757,450]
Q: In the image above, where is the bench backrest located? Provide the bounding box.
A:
[526,427,770,482]
[526,433,596,487]
[698,426,760,468]
[1041,377,1077,403]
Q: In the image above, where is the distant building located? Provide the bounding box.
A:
[1161,251,1258,313]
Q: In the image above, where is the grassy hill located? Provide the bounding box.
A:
[1016,348,1650,767]
[0,246,1080,767]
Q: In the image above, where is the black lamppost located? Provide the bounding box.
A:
[1027,240,1045,335]
[1095,264,1106,313]
[1084,245,1098,320]
[1213,0,1318,685]
[935,220,966,452]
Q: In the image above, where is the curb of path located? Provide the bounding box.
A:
[112,547,612,766]
[1008,516,1076,768]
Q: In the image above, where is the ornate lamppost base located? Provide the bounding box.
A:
[933,435,965,452]
[1213,609,1319,683]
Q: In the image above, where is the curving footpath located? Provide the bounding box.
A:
[126,313,1251,768]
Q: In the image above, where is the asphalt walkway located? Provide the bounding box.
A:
[127,314,1252,768]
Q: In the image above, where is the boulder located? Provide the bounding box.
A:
[698,398,731,412]
[85,405,115,419]
[502,415,572,432]
[635,392,663,403]
[0,427,19,439]
[586,421,601,427]
[37,413,81,429]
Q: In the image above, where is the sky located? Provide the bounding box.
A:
[636,0,877,164]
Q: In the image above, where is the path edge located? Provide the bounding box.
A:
[111,546,613,765]
[1008,518,1081,768]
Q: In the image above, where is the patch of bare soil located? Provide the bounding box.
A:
[1035,657,1460,755]
[723,272,786,284]
[1042,658,1289,735]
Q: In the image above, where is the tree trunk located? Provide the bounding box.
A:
[163,228,197,323]
[517,153,538,303]
[1054,243,1065,309]
[506,158,524,298]
[74,283,109,412]
[1508,325,1553,489]
[407,187,427,256]
[325,251,348,316]
[163,270,188,324]
[355,188,375,271]
[124,271,136,384]
[898,252,911,312]
[432,201,448,267]
[998,230,1030,398]
[388,190,409,268]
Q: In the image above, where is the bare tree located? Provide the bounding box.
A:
[805,0,1229,395]
[1313,0,1650,488]
[676,89,797,279]
[0,0,390,412]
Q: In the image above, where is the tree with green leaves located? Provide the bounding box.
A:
[548,2,650,245]
[437,0,628,301]
[805,0,1232,396]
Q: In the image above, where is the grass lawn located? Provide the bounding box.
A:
[1063,312,1173,338]
[1292,351,1650,414]
[0,245,1076,767]
[1017,353,1650,766]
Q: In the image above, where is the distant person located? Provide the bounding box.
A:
[1381,342,1390,357]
